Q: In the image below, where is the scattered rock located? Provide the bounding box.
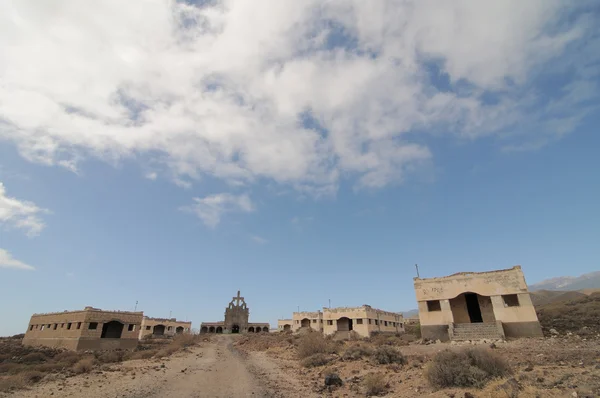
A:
[524,364,534,372]
[324,373,343,387]
[498,378,522,397]
[550,329,559,335]
[490,343,497,349]
[464,392,476,398]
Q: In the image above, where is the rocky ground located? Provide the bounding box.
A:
[1,331,598,397]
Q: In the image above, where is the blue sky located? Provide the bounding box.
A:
[1,1,599,336]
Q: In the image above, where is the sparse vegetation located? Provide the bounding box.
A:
[301,353,333,368]
[72,358,95,374]
[342,344,372,360]
[426,348,511,389]
[372,346,406,365]
[363,372,387,396]
[297,332,331,359]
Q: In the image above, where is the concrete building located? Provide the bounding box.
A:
[414,265,543,342]
[292,311,323,332]
[277,319,293,332]
[23,306,143,351]
[138,317,192,339]
[322,306,404,338]
[200,291,270,334]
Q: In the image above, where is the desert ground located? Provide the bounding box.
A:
[1,292,599,397]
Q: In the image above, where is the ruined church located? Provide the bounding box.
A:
[200,291,270,334]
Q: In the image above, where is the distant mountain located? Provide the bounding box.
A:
[401,309,419,318]
[530,271,600,291]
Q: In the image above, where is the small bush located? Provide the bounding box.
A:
[297,332,329,359]
[127,350,158,360]
[20,352,48,364]
[372,346,406,365]
[172,334,198,348]
[363,373,387,396]
[342,345,372,361]
[54,351,83,366]
[72,358,95,374]
[0,375,26,392]
[301,353,333,368]
[20,370,44,384]
[426,348,511,389]
[155,346,178,358]
[95,350,125,364]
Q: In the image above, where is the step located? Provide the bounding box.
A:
[450,323,505,341]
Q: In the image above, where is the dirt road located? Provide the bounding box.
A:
[11,336,316,398]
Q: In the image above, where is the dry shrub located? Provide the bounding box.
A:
[20,370,44,384]
[72,358,95,374]
[127,350,158,360]
[297,332,330,359]
[372,346,406,365]
[171,333,199,348]
[0,363,25,375]
[155,346,178,358]
[301,353,333,368]
[363,372,387,396]
[426,348,511,389]
[342,344,372,361]
[20,352,48,364]
[95,350,125,364]
[53,351,83,366]
[0,375,26,392]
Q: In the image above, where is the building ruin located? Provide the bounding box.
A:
[23,307,143,351]
[414,265,543,341]
[200,291,270,334]
[280,305,404,338]
[138,316,192,339]
[277,319,293,332]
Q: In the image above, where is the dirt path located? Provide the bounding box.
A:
[10,336,315,398]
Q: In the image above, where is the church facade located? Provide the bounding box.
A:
[200,291,270,334]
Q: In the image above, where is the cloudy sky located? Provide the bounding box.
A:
[1,0,599,335]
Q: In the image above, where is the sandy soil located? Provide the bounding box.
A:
[7,336,317,398]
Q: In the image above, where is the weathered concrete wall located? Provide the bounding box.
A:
[23,307,143,351]
[292,311,323,332]
[277,319,293,331]
[414,266,542,340]
[138,317,192,339]
[322,306,404,338]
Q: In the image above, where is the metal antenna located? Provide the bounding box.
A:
[328,298,331,308]
[415,264,420,278]
[134,301,138,311]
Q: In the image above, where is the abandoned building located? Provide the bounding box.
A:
[23,306,143,351]
[277,319,293,332]
[292,311,323,332]
[138,316,192,339]
[414,265,543,342]
[322,306,405,338]
[200,291,270,334]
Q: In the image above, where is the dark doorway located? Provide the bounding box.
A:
[283,324,291,332]
[201,327,208,333]
[255,328,260,333]
[301,318,310,328]
[248,327,255,333]
[216,326,223,333]
[337,317,353,332]
[262,327,269,332]
[101,321,124,339]
[208,326,215,333]
[153,324,166,336]
[465,293,483,323]
[232,325,240,333]
[176,326,184,334]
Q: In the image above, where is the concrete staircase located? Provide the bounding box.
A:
[449,322,505,341]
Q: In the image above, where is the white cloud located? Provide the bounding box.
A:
[0,181,48,236]
[251,235,268,244]
[181,193,254,228]
[0,248,35,270]
[0,1,597,192]
[145,172,158,181]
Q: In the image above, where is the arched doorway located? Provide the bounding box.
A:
[283,324,291,332]
[337,317,353,332]
[201,326,208,333]
[216,326,223,333]
[101,321,124,338]
[232,325,240,333]
[301,318,311,328]
[262,327,269,332]
[176,326,184,334]
[248,326,255,333]
[153,324,166,336]
[209,326,215,333]
[450,292,494,323]
[255,327,260,333]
